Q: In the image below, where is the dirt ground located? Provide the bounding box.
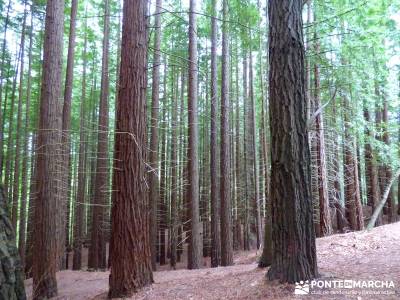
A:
[25,222,400,299]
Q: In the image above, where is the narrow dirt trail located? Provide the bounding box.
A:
[25,222,400,299]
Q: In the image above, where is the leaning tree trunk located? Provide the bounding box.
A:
[89,0,110,270]
[108,0,153,297]
[33,0,65,297]
[266,0,318,283]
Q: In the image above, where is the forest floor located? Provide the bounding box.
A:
[25,222,400,299]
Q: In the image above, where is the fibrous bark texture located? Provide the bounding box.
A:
[32,0,64,297]
[187,0,202,270]
[267,0,318,283]
[108,0,153,297]
[0,186,26,300]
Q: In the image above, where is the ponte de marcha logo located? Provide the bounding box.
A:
[293,279,395,296]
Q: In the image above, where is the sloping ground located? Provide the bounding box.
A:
[25,222,400,299]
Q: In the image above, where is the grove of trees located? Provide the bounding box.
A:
[0,0,399,298]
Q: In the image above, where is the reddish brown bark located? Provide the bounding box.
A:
[210,0,220,267]
[267,0,318,283]
[18,11,34,266]
[11,6,27,229]
[0,0,12,177]
[170,70,179,269]
[149,0,162,271]
[343,93,364,231]
[32,0,65,297]
[187,0,202,270]
[363,100,382,226]
[89,0,110,270]
[220,0,233,266]
[381,97,395,222]
[73,28,88,271]
[313,36,332,236]
[60,0,78,269]
[108,0,153,296]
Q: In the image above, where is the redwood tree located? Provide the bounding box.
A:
[210,0,220,268]
[267,0,318,283]
[149,0,162,271]
[89,0,110,270]
[187,0,202,270]
[220,0,233,267]
[33,0,65,297]
[108,0,153,297]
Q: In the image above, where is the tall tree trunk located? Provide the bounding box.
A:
[187,0,202,270]
[220,0,233,267]
[149,0,162,271]
[73,29,88,271]
[363,99,382,226]
[249,44,262,249]
[108,0,153,296]
[170,70,179,269]
[24,134,36,277]
[5,43,22,205]
[11,4,28,229]
[60,0,78,270]
[258,0,273,267]
[25,35,43,274]
[89,0,110,270]
[0,0,12,177]
[210,0,220,268]
[343,92,364,231]
[332,96,346,232]
[267,0,318,283]
[313,34,332,236]
[234,36,242,252]
[18,12,34,266]
[158,61,168,266]
[381,96,395,222]
[242,52,250,251]
[32,0,65,297]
